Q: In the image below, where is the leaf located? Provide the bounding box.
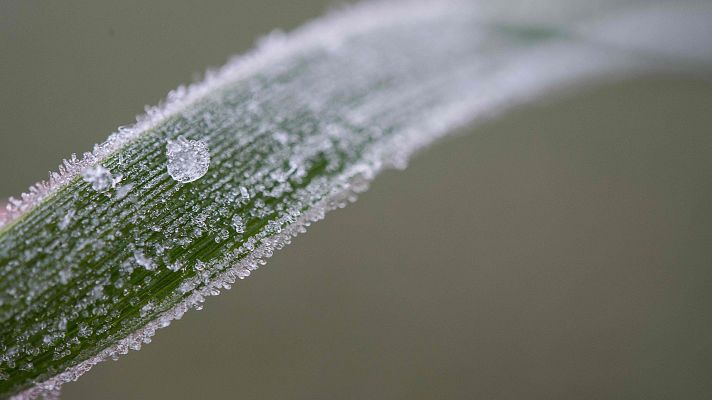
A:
[0,0,709,398]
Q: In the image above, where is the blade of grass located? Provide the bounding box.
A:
[0,0,709,398]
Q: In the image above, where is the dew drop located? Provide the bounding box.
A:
[166,136,211,183]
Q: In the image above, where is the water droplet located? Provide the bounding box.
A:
[166,137,210,183]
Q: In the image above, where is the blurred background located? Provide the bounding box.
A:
[2,1,712,399]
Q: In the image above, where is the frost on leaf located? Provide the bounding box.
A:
[166,137,211,183]
[57,209,75,230]
[133,251,157,271]
[1,0,703,397]
[167,261,183,272]
[231,215,245,234]
[81,165,118,192]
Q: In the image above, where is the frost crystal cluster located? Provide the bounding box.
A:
[80,165,118,192]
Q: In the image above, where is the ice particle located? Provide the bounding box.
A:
[167,260,183,272]
[81,165,115,192]
[133,250,156,271]
[58,209,75,230]
[231,215,245,233]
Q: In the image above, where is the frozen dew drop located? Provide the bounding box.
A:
[81,165,115,192]
[166,136,211,183]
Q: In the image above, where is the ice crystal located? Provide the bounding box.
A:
[115,183,134,199]
[231,216,245,234]
[167,261,183,272]
[80,165,116,192]
[166,137,211,183]
[133,251,157,271]
[57,209,75,230]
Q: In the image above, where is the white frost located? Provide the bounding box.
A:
[167,261,183,272]
[133,251,157,271]
[231,215,245,234]
[57,209,75,230]
[80,165,116,192]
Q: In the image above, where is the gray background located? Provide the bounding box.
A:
[2,1,711,399]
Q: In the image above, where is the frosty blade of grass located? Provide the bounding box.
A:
[1,0,710,398]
